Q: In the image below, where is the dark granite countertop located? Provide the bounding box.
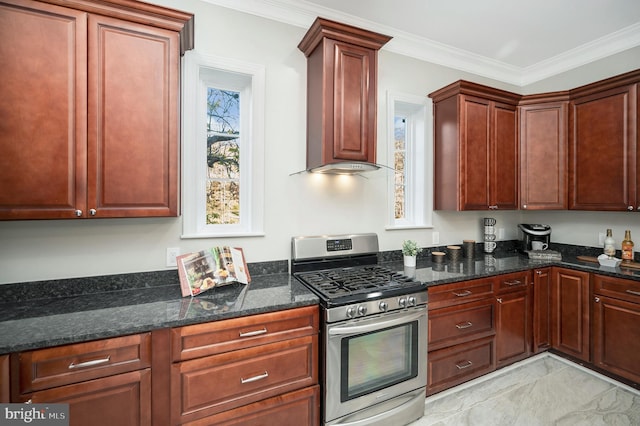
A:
[0,270,318,355]
[2,246,640,355]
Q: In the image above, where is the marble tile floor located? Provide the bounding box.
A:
[410,353,640,425]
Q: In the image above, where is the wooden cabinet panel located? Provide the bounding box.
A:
[171,335,317,424]
[16,333,151,393]
[1,354,8,403]
[16,369,151,426]
[182,385,320,426]
[519,99,569,210]
[532,268,552,353]
[0,0,88,219]
[427,336,495,396]
[569,83,638,210]
[427,277,494,309]
[495,290,530,367]
[171,306,319,361]
[88,14,180,217]
[593,295,640,384]
[428,298,495,351]
[551,267,590,361]
[491,102,519,209]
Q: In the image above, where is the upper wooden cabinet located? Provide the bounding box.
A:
[0,0,193,220]
[298,18,391,172]
[429,81,520,210]
[569,71,639,211]
[519,94,569,210]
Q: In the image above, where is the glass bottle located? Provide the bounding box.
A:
[604,229,616,257]
[621,230,634,263]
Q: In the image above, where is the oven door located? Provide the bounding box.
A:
[325,305,427,423]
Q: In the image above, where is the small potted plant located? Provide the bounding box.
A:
[402,240,422,267]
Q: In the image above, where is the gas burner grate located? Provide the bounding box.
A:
[295,264,420,301]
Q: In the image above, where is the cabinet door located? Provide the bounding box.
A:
[0,0,88,219]
[519,102,568,210]
[88,14,180,218]
[1,354,8,403]
[329,40,377,164]
[491,102,518,209]
[532,268,552,353]
[495,290,531,367]
[551,267,590,361]
[593,295,640,383]
[18,369,151,426]
[460,95,491,210]
[569,84,637,211]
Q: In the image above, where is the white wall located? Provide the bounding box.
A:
[1,0,639,284]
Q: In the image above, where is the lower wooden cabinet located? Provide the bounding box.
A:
[170,306,319,425]
[593,274,640,384]
[532,268,552,353]
[11,333,152,426]
[495,271,531,368]
[551,267,590,362]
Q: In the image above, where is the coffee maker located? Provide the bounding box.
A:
[518,223,552,252]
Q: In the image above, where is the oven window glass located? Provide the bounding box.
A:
[341,321,418,401]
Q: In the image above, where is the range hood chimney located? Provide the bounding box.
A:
[298,18,391,174]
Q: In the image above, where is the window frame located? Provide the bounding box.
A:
[182,51,265,238]
[386,91,433,230]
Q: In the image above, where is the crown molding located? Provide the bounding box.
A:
[201,0,640,87]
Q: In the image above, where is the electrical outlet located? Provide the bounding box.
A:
[166,247,180,267]
[598,232,605,246]
[432,231,440,245]
[498,228,505,239]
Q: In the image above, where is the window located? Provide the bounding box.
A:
[182,52,265,238]
[386,92,432,229]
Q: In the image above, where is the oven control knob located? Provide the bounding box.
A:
[357,305,367,316]
[407,296,416,307]
[398,297,407,308]
[378,301,388,312]
[346,306,357,318]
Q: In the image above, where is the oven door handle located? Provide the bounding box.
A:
[328,309,425,336]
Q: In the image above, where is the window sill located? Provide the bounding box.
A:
[181,231,266,239]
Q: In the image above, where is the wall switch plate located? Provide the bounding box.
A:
[166,247,180,267]
[598,232,605,246]
[432,231,440,245]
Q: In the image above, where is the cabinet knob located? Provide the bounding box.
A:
[594,296,600,303]
[497,298,503,304]
[536,270,542,275]
[75,209,83,217]
[89,209,97,216]
[489,205,498,210]
[628,206,634,211]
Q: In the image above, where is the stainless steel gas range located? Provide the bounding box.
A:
[291,233,427,426]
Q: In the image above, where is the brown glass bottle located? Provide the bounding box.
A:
[621,230,634,262]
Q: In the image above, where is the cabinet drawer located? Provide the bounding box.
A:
[428,278,494,309]
[16,333,151,393]
[427,336,495,396]
[172,335,318,424]
[593,274,640,303]
[182,385,320,426]
[428,299,495,351]
[172,306,319,361]
[495,271,530,293]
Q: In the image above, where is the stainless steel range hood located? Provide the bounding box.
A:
[308,161,381,174]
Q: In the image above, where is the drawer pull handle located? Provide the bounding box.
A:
[68,356,111,369]
[240,371,269,384]
[239,327,268,338]
[455,321,473,329]
[456,360,473,370]
[452,290,472,297]
[504,280,521,286]
[626,289,640,297]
